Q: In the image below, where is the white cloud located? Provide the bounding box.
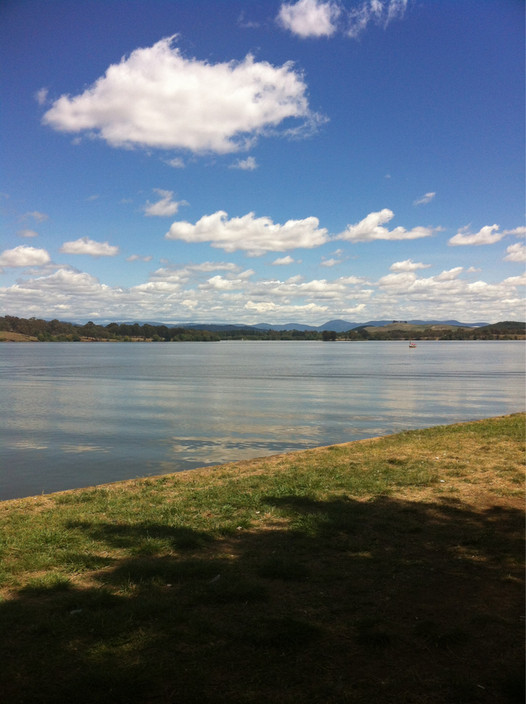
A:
[504,226,526,237]
[29,268,108,293]
[373,266,526,322]
[144,189,186,217]
[2,257,524,324]
[42,36,320,154]
[181,298,198,310]
[273,255,295,265]
[339,275,367,285]
[198,275,237,291]
[504,242,526,263]
[337,209,433,243]
[147,262,244,287]
[378,266,464,292]
[165,210,329,255]
[277,0,341,38]
[230,156,258,170]
[17,229,39,238]
[413,192,436,206]
[320,258,340,267]
[245,300,328,315]
[377,271,418,291]
[250,276,370,302]
[35,88,48,105]
[23,211,48,223]
[166,157,185,169]
[390,259,431,272]
[126,254,153,262]
[435,266,464,281]
[449,224,526,246]
[60,237,120,257]
[0,245,51,267]
[238,11,260,30]
[197,274,253,292]
[347,0,408,38]
[448,224,504,246]
[277,0,407,39]
[186,261,242,273]
[503,273,526,287]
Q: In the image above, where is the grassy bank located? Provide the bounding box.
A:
[1,414,524,703]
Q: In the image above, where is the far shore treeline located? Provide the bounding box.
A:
[1,316,525,342]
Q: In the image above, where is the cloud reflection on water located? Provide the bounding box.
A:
[1,341,524,500]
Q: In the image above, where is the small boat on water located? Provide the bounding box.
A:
[409,341,416,348]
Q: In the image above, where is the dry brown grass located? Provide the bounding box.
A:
[0,330,37,341]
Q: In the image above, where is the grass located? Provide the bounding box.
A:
[0,413,524,703]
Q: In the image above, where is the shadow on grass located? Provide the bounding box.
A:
[1,495,524,704]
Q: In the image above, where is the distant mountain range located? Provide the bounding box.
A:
[110,319,488,332]
[251,319,488,332]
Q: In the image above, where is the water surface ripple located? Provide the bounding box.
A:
[1,341,524,500]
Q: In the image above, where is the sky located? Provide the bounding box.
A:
[1,0,524,325]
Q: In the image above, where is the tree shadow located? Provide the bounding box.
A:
[1,494,523,703]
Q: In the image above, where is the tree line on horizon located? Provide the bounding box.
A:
[0,315,524,342]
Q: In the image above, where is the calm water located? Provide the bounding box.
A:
[1,341,524,500]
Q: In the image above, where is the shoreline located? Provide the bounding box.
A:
[1,413,524,703]
[2,412,523,506]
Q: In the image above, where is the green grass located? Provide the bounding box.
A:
[0,414,524,703]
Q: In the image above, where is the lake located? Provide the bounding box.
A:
[1,340,524,500]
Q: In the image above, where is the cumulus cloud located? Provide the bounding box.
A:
[373,266,525,322]
[435,266,464,281]
[144,189,186,217]
[413,192,436,206]
[390,259,431,272]
[2,256,525,323]
[450,224,526,246]
[60,237,120,257]
[30,268,108,293]
[198,275,239,291]
[273,255,295,265]
[187,261,242,273]
[379,266,464,289]
[165,210,329,255]
[17,229,39,238]
[337,209,433,243]
[277,0,341,38]
[505,226,526,237]
[42,36,320,154]
[0,245,51,267]
[277,0,407,39]
[250,276,370,301]
[502,272,526,287]
[448,225,504,246]
[230,156,258,170]
[504,242,526,263]
[245,300,328,315]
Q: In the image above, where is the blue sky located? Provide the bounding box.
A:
[1,0,524,324]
